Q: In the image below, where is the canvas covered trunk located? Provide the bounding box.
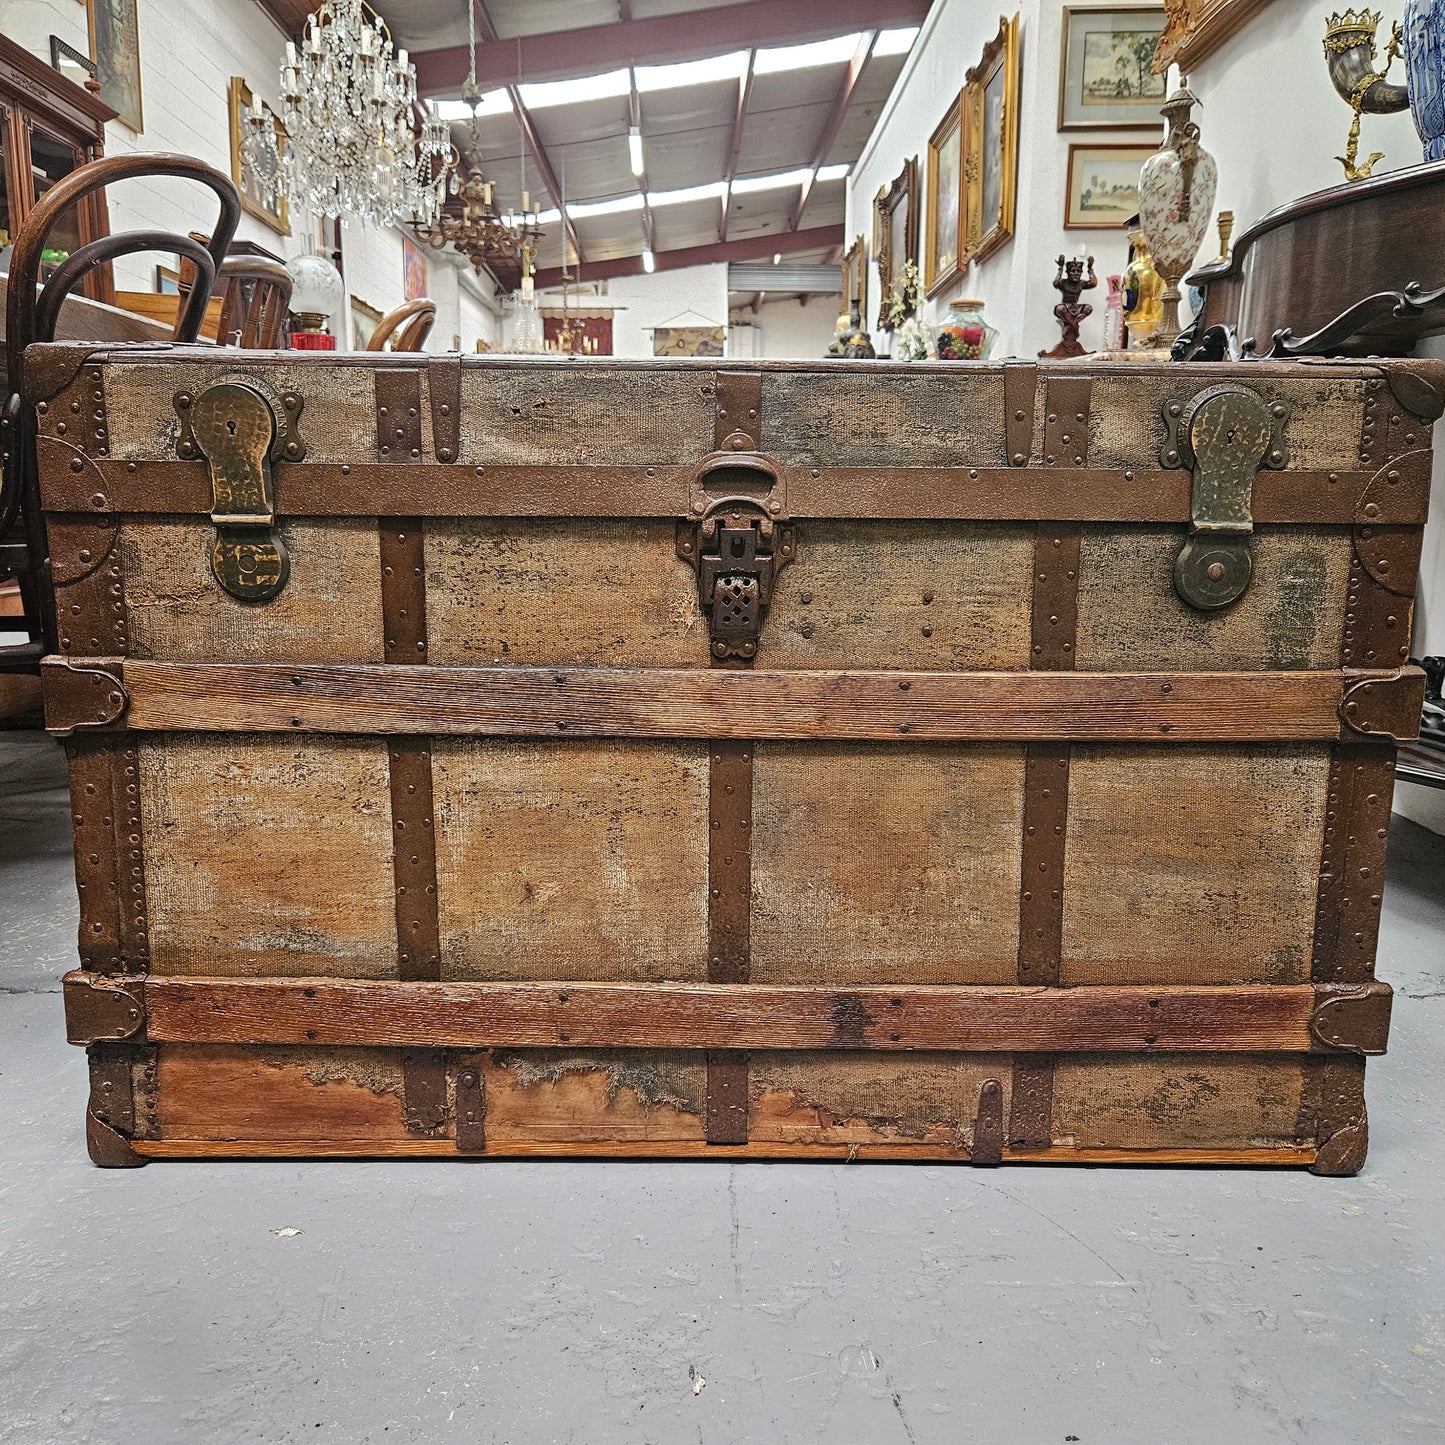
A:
[26,344,1433,1170]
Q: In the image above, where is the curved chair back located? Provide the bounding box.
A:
[367,298,437,353]
[215,256,293,348]
[1,153,240,665]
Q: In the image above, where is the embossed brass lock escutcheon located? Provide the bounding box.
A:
[176,381,304,602]
[1161,383,1289,610]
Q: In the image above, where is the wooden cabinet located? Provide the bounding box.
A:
[0,33,117,304]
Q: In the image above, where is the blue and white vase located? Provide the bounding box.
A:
[1404,0,1445,162]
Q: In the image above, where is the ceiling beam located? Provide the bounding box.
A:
[789,30,875,230]
[533,223,843,290]
[751,291,766,314]
[719,49,756,243]
[414,0,930,93]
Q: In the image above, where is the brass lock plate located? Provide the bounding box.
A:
[176,381,301,602]
[1161,383,1289,610]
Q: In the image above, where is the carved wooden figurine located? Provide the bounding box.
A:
[1040,254,1098,359]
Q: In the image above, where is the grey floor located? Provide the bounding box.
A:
[2,729,1443,1445]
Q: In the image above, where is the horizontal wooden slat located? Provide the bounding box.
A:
[80,661,1384,741]
[134,977,1381,1053]
[38,459,1401,524]
[130,1138,1321,1165]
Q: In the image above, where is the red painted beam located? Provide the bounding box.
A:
[414,0,931,93]
[533,223,843,289]
[789,31,875,230]
[719,50,756,243]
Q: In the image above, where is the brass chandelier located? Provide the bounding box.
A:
[414,0,545,273]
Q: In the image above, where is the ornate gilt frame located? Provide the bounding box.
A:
[229,77,290,236]
[963,14,1022,267]
[873,157,919,330]
[925,91,966,299]
[1153,0,1277,74]
[840,234,867,312]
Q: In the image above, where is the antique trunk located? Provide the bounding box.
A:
[26,345,1433,1171]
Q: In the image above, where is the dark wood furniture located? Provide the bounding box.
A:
[0,33,117,307]
[367,298,437,353]
[1187,160,1445,356]
[2,153,238,672]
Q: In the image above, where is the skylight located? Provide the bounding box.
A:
[635,51,750,93]
[817,163,850,182]
[518,69,631,109]
[435,90,512,120]
[648,180,729,208]
[731,167,815,195]
[754,33,866,74]
[874,27,921,58]
[565,193,645,218]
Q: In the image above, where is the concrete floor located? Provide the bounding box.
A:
[1,728,1443,1445]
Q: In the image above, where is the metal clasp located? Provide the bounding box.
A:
[176,380,304,602]
[1161,383,1289,610]
[677,450,795,662]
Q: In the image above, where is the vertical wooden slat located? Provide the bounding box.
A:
[706,371,762,1143]
[1011,376,1089,1150]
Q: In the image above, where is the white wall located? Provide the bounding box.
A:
[1,0,501,351]
[729,294,842,359]
[848,0,1163,359]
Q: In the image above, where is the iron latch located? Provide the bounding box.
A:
[176,380,305,602]
[1160,383,1289,610]
[677,450,795,662]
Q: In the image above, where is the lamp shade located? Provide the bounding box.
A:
[286,253,344,321]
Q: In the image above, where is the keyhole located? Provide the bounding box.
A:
[730,535,745,558]
[226,417,237,435]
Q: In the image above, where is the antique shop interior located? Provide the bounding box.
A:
[2,0,1445,1440]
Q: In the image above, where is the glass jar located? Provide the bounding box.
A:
[936,299,998,361]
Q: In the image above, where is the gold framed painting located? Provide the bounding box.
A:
[1153,0,1276,74]
[1064,143,1155,228]
[872,157,919,330]
[229,78,290,236]
[1058,7,1168,131]
[840,234,867,311]
[925,92,966,298]
[963,14,1021,267]
[87,0,142,132]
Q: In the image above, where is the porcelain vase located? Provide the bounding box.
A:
[1405,0,1445,161]
[1137,83,1218,345]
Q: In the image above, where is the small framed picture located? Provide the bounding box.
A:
[351,296,383,351]
[840,234,867,311]
[925,92,965,298]
[1064,144,1155,229]
[872,158,919,329]
[156,264,181,295]
[1058,6,1168,132]
[402,236,428,302]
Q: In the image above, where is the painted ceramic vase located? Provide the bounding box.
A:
[1404,0,1445,161]
[1136,83,1218,343]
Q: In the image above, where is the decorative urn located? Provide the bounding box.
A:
[1136,81,1218,346]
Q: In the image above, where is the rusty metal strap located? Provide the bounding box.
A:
[1043,375,1093,469]
[715,371,761,450]
[1003,363,1037,466]
[376,370,423,463]
[40,455,1417,525]
[429,355,461,463]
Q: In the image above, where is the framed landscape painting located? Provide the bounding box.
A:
[1064,143,1155,228]
[1058,6,1167,131]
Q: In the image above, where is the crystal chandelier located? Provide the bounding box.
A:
[243,0,452,225]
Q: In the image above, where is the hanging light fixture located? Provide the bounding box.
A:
[244,0,452,225]
[412,0,545,273]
